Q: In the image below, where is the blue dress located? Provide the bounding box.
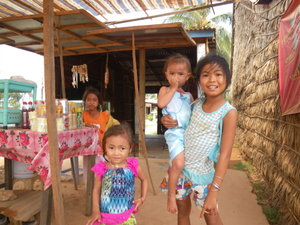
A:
[162,91,192,162]
[91,157,138,225]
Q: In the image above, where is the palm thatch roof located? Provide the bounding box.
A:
[231,0,300,224]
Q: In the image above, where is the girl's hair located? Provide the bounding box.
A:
[82,86,102,110]
[195,53,231,89]
[163,53,192,74]
[102,122,134,156]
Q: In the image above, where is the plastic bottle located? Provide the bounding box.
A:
[21,101,29,129]
[33,101,38,113]
[38,101,46,117]
[28,101,34,112]
[56,100,63,117]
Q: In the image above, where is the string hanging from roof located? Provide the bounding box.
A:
[104,53,109,89]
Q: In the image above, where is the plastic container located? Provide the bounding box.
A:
[0,79,37,127]
[13,161,35,179]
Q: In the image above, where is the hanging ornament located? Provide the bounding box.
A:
[71,65,78,88]
[71,64,89,88]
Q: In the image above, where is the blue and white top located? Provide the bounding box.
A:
[183,100,236,185]
[91,157,138,224]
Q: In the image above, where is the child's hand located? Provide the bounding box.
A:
[168,76,179,90]
[86,212,101,225]
[133,198,144,211]
[161,115,178,129]
[200,192,218,218]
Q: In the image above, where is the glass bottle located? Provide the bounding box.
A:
[21,101,29,129]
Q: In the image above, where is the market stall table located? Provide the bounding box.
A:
[0,127,100,223]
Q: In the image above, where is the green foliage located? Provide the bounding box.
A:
[164,5,232,65]
[234,160,280,225]
[164,6,210,29]
[252,182,267,202]
[0,93,22,109]
[233,161,253,173]
[145,93,157,99]
[147,113,153,121]
[263,206,280,224]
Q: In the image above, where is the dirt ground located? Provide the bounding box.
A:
[0,136,270,225]
[61,155,269,225]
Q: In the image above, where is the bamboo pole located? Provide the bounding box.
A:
[138,49,146,153]
[43,0,65,224]
[55,16,66,99]
[131,32,156,194]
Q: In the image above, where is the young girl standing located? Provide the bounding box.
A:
[82,87,119,154]
[86,123,148,225]
[161,53,238,225]
[157,53,193,215]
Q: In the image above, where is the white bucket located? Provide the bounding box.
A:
[13,161,35,179]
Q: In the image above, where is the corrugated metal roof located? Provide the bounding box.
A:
[0,1,218,57]
[0,9,203,56]
[0,0,209,20]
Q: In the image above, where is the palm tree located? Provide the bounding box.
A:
[164,6,232,64]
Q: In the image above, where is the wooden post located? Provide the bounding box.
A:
[43,1,65,224]
[131,33,156,194]
[40,188,52,225]
[138,49,146,153]
[85,155,96,216]
[55,16,66,99]
[4,158,12,189]
[55,16,79,190]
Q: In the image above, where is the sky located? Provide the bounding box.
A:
[0,3,232,100]
[0,44,44,99]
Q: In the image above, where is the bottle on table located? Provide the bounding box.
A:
[28,101,34,112]
[21,101,29,129]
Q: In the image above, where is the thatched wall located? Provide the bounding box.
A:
[231,0,300,224]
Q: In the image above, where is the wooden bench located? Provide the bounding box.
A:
[0,191,42,224]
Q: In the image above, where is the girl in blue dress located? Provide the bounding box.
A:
[157,53,193,214]
[86,123,148,225]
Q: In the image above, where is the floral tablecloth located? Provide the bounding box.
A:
[0,127,100,189]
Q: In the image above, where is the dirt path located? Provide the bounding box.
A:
[62,157,269,225]
[0,136,270,225]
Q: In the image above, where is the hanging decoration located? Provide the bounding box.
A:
[104,54,109,89]
[71,64,88,88]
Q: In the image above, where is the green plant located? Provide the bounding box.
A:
[252,182,268,202]
[147,114,153,121]
[236,160,280,225]
[164,5,232,64]
[233,161,253,173]
[263,206,280,224]
[0,93,22,109]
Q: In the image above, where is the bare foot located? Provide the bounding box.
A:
[167,196,178,214]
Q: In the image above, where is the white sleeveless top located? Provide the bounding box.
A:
[183,100,236,185]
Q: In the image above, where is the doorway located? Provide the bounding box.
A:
[145,93,158,135]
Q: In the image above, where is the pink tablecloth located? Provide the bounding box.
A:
[0,127,100,189]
